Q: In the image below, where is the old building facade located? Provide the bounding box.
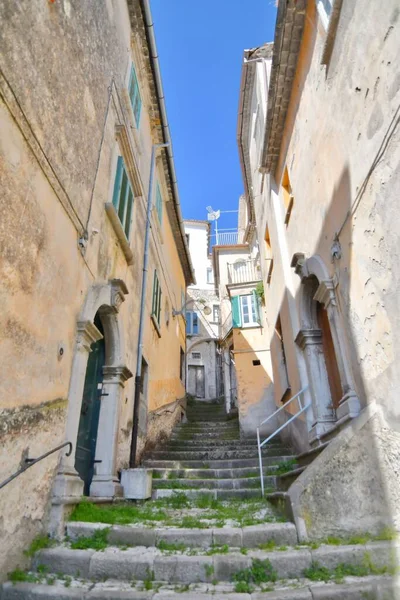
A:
[0,0,193,577]
[237,0,400,538]
[184,220,221,401]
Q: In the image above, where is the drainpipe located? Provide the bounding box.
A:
[129,142,169,469]
[139,0,196,286]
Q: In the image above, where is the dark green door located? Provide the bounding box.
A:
[75,315,105,495]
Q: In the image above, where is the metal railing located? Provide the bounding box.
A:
[257,387,310,496]
[0,441,73,491]
[213,232,239,246]
[220,312,233,339]
[227,259,261,285]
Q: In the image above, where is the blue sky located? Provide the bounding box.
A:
[151,0,277,234]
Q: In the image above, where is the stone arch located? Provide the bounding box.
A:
[54,279,132,500]
[292,253,360,442]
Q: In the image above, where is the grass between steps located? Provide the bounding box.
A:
[69,494,284,528]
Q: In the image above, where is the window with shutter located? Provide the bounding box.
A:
[129,64,142,126]
[151,270,162,329]
[186,311,199,335]
[112,156,134,239]
[231,296,242,328]
[155,183,163,225]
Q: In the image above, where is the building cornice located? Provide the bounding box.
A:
[260,0,306,176]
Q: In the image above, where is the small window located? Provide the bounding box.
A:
[316,0,333,30]
[206,268,213,284]
[252,359,261,366]
[192,351,201,359]
[282,167,294,226]
[129,64,142,126]
[212,305,220,323]
[112,156,134,239]
[232,293,260,328]
[186,311,199,335]
[151,270,162,329]
[155,183,163,225]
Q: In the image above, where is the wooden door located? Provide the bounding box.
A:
[75,315,105,495]
[317,303,342,409]
[195,366,205,398]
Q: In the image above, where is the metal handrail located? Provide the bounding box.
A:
[257,386,309,496]
[0,441,73,491]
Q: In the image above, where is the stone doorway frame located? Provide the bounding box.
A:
[292,253,360,443]
[53,279,132,500]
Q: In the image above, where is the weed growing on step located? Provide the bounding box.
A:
[204,563,214,578]
[24,535,56,557]
[274,459,297,475]
[233,558,277,590]
[9,569,41,584]
[143,568,155,590]
[179,516,208,529]
[152,471,162,479]
[206,544,229,556]
[70,528,110,551]
[157,540,187,552]
[69,500,168,526]
[240,547,248,555]
[235,580,254,593]
[195,494,220,509]
[174,584,190,592]
[303,555,391,584]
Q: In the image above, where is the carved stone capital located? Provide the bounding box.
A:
[314,279,337,309]
[295,328,322,349]
[291,252,308,281]
[110,279,129,313]
[102,364,133,385]
[76,320,103,352]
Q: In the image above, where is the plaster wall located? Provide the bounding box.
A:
[185,222,214,289]
[0,0,187,576]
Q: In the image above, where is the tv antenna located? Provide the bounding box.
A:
[206,206,221,244]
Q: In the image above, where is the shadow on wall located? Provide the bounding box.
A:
[232,329,278,439]
[278,164,398,542]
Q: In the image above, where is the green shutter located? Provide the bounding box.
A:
[231,296,242,328]
[152,271,158,316]
[112,156,123,210]
[252,290,261,324]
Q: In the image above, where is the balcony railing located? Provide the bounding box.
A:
[213,232,239,246]
[220,312,233,339]
[227,259,261,285]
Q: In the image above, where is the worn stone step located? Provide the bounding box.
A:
[144,449,295,461]
[175,422,240,430]
[296,442,329,468]
[143,457,293,469]
[2,575,398,599]
[276,466,306,491]
[151,466,277,479]
[154,487,263,500]
[152,476,273,490]
[66,521,297,548]
[166,439,288,449]
[31,541,396,584]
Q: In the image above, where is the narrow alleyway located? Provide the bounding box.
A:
[2,401,396,599]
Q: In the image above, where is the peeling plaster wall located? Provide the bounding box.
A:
[0,0,187,575]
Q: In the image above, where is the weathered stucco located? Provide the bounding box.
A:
[289,404,400,540]
[0,0,190,577]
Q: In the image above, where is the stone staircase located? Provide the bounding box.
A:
[142,401,295,501]
[1,400,398,599]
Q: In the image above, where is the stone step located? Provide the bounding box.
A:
[296,442,329,468]
[276,466,306,491]
[152,476,272,490]
[151,466,277,479]
[158,443,280,453]
[143,457,293,469]
[175,422,240,430]
[2,575,397,599]
[66,521,297,548]
[166,439,288,449]
[144,449,295,461]
[153,487,262,500]
[31,541,395,585]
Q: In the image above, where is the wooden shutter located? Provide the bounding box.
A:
[270,319,290,403]
[231,296,242,328]
[112,156,123,210]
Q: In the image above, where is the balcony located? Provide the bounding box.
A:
[213,231,239,246]
[227,259,261,285]
[220,312,233,340]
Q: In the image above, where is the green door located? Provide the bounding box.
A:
[74,315,105,495]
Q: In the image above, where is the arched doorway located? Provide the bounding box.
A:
[292,253,361,442]
[75,313,105,495]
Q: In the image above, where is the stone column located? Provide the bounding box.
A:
[90,364,132,497]
[314,280,361,422]
[53,320,103,499]
[295,329,336,444]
